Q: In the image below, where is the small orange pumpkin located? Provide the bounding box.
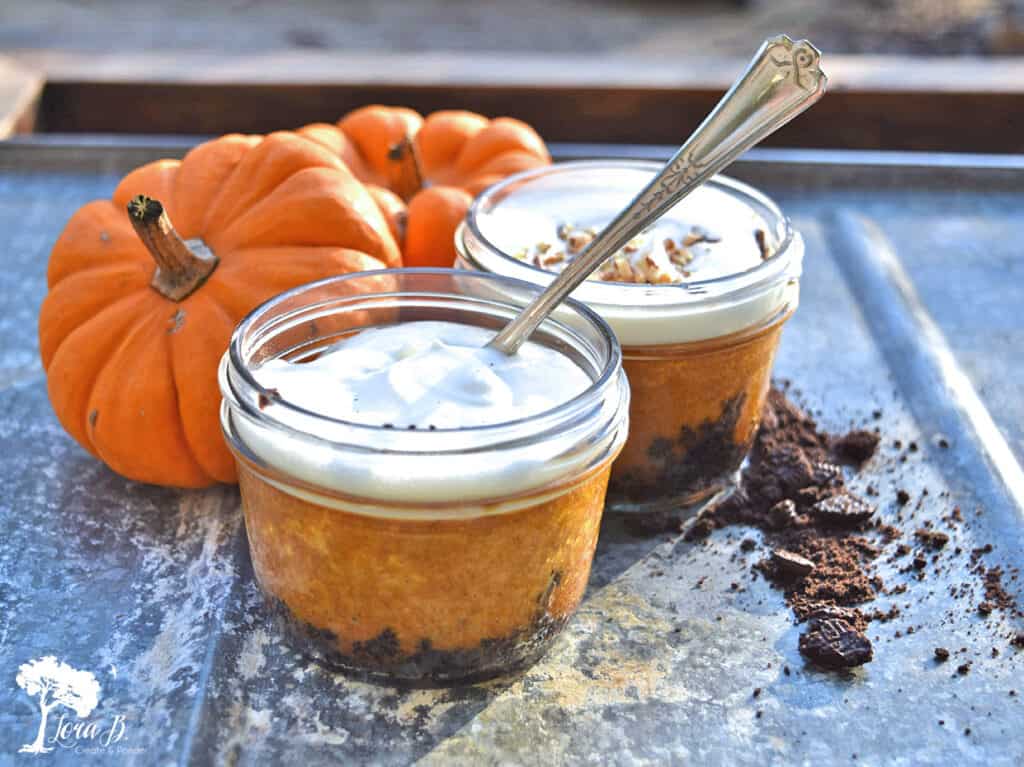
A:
[298,106,551,267]
[39,131,401,488]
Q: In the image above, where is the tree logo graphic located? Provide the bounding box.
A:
[16,656,101,754]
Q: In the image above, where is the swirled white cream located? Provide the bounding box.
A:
[227,320,627,513]
[254,321,592,429]
[458,167,803,346]
[482,176,769,285]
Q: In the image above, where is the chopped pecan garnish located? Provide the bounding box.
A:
[612,255,634,282]
[566,231,593,254]
[669,247,694,266]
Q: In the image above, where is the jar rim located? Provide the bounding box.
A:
[460,159,801,309]
[221,267,626,456]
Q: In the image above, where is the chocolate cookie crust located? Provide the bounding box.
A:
[267,596,569,686]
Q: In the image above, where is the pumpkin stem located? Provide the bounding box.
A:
[387,134,425,201]
[127,195,218,302]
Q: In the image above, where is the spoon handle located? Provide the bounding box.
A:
[488,35,827,354]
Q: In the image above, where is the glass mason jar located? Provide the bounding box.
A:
[455,161,803,515]
[219,269,629,685]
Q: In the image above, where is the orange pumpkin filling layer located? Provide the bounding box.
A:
[235,458,614,683]
[608,312,790,511]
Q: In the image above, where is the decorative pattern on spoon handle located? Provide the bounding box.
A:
[629,35,826,225]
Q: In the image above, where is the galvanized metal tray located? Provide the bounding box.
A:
[1,139,1022,766]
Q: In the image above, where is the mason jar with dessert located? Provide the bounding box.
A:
[219,270,629,684]
[456,160,803,515]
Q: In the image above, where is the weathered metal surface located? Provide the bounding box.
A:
[0,142,1022,765]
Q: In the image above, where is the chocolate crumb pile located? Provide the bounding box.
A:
[681,388,886,668]
[632,385,1023,673]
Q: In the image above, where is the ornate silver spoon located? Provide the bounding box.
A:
[488,35,827,354]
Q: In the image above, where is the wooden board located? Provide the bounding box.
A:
[13,51,1024,152]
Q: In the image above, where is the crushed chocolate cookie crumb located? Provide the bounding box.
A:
[769,549,815,578]
[802,605,869,631]
[810,494,876,528]
[915,529,949,550]
[266,595,567,684]
[671,386,1017,674]
[799,616,873,669]
[971,544,994,560]
[683,515,716,542]
[616,393,749,511]
[870,604,901,622]
[768,499,798,529]
[832,430,880,466]
[680,389,890,669]
[977,565,1018,615]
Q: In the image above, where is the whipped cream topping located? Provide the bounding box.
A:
[226,319,627,512]
[458,165,803,346]
[253,321,592,430]
[479,171,771,286]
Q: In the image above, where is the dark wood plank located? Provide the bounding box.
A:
[20,52,1024,152]
[36,81,1023,153]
